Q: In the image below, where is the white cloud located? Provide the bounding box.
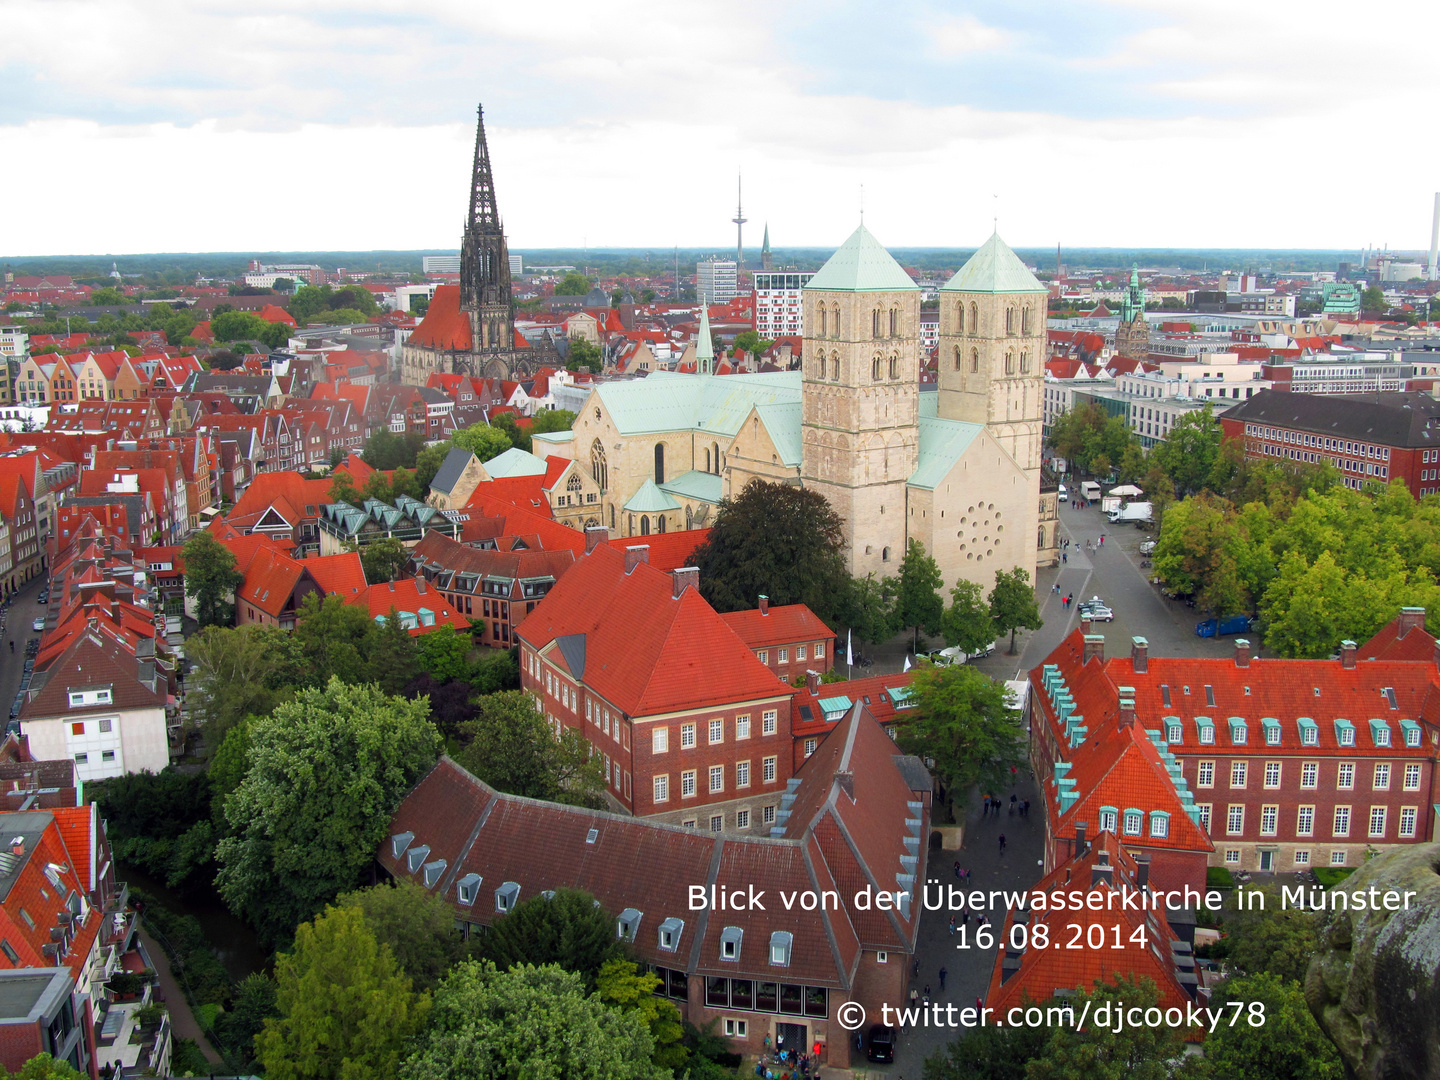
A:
[927,14,1013,57]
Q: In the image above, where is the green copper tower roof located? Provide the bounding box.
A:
[941,232,1048,294]
[696,302,714,375]
[804,223,918,292]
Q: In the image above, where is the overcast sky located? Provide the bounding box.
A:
[5,0,1438,255]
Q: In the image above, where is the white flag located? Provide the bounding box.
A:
[903,655,912,672]
[847,628,853,665]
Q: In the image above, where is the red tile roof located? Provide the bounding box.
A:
[407,284,473,351]
[348,577,468,635]
[301,551,367,597]
[237,546,307,618]
[719,603,834,650]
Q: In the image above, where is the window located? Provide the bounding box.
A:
[1150,812,1169,838]
[1199,721,1215,745]
[101,750,115,762]
[971,347,979,372]
[1297,806,1314,836]
[1337,762,1355,790]
[1331,850,1348,866]
[710,766,724,793]
[1167,722,1182,744]
[736,715,751,739]
[1399,806,1418,838]
[1333,806,1351,837]
[1265,722,1281,746]
[814,642,825,658]
[653,775,669,803]
[1226,805,1245,835]
[762,756,777,783]
[71,722,84,736]
[1197,761,1214,788]
[737,809,750,829]
[0,939,17,965]
[757,650,768,664]
[1294,850,1311,865]
[762,805,775,824]
[769,931,793,966]
[653,727,668,753]
[762,711,777,736]
[1197,804,1212,832]
[681,724,696,749]
[658,917,684,951]
[1404,763,1422,790]
[1264,762,1281,788]
[1339,723,1355,747]
[778,648,789,663]
[1373,763,1390,790]
[1230,719,1247,745]
[74,753,88,764]
[1260,805,1278,836]
[803,738,817,758]
[709,719,724,744]
[724,1018,748,1038]
[710,815,724,833]
[1225,849,1241,865]
[1368,806,1387,837]
[1230,761,1247,788]
[1301,762,1318,789]
[796,645,807,661]
[98,718,112,733]
[1098,807,1118,832]
[681,771,697,798]
[1123,809,1143,835]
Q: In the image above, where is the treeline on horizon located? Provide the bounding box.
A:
[2,247,1378,280]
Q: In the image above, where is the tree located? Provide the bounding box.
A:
[1209,887,1320,985]
[329,470,362,504]
[215,678,441,944]
[840,573,900,649]
[213,972,278,1073]
[898,663,1024,819]
[362,470,395,503]
[452,422,511,462]
[895,539,945,652]
[924,1016,1050,1080]
[691,480,850,627]
[212,310,271,344]
[1361,285,1387,315]
[362,429,421,471]
[89,286,126,306]
[1025,976,1188,1080]
[988,566,1041,655]
[369,608,420,695]
[415,441,453,491]
[293,593,377,686]
[92,768,215,892]
[531,408,576,436]
[594,958,686,1071]
[416,624,473,683]
[941,578,996,654]
[391,467,422,501]
[400,961,666,1080]
[1151,405,1224,497]
[185,624,304,754]
[732,329,774,357]
[183,531,245,628]
[1200,973,1342,1080]
[554,273,591,296]
[455,691,604,807]
[338,881,468,992]
[476,888,620,988]
[567,337,603,372]
[360,537,409,584]
[489,412,530,454]
[0,1054,88,1079]
[404,674,479,740]
[208,348,245,371]
[257,904,430,1080]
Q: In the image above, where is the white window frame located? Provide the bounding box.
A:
[1297,805,1314,836]
[1263,762,1281,789]
[653,775,669,803]
[709,719,724,745]
[762,710,778,736]
[1301,762,1318,789]
[735,715,751,740]
[1226,804,1245,835]
[1333,805,1350,838]
[681,770,696,798]
[1260,804,1278,836]
[1399,806,1417,838]
[1337,762,1354,790]
[1368,806,1387,838]
[762,756,777,783]
[709,765,724,794]
[1403,763,1421,791]
[1230,761,1247,789]
[653,727,668,754]
[1197,761,1214,788]
[681,724,696,749]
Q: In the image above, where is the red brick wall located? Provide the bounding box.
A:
[756,636,836,679]
[0,1023,43,1075]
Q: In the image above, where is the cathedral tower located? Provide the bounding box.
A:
[936,232,1047,482]
[800,224,920,579]
[460,105,516,354]
[1114,264,1150,359]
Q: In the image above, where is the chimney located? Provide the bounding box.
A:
[835,770,855,801]
[671,567,699,598]
[1075,821,1088,856]
[1091,862,1113,888]
[1117,688,1136,729]
[1082,634,1106,664]
[1339,639,1357,669]
[585,525,608,554]
[1397,606,1426,638]
[624,545,649,573]
[1135,854,1151,891]
[415,578,426,594]
[1080,614,1093,636]
[9,837,22,857]
[806,669,820,694]
[758,594,769,615]
[1131,636,1148,674]
[1234,638,1251,668]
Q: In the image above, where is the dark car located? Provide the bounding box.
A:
[37,591,47,604]
[866,1024,897,1063]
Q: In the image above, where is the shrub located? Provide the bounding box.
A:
[1206,866,1235,888]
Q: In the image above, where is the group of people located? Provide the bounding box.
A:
[756,1041,818,1078]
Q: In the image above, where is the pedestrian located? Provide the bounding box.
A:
[998,833,1007,855]
[1009,793,1017,814]
[961,904,970,925]
[910,988,918,1010]
[977,996,984,1013]
[939,965,948,991]
[1062,551,1067,563]
[924,983,931,1005]
[949,915,956,935]
[954,859,961,879]
[1053,582,1060,595]
[912,958,920,978]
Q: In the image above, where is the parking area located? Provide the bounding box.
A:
[0,575,49,735]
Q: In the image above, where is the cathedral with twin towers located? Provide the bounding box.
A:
[403,105,1058,588]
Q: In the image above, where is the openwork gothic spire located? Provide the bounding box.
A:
[468,105,502,233]
[460,103,515,339]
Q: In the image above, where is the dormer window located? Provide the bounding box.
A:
[1123,809,1143,836]
[455,873,482,906]
[769,931,793,967]
[68,687,112,708]
[1228,718,1247,745]
[422,859,447,888]
[720,926,743,961]
[658,917,684,952]
[495,881,520,913]
[617,908,642,942]
[405,844,430,873]
[1370,719,1391,747]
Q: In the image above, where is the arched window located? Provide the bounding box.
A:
[953,345,962,371]
[881,546,891,561]
[1020,351,1030,374]
[1038,526,1046,548]
[889,356,898,380]
[590,439,608,492]
[566,473,582,493]
[704,447,711,472]
[830,353,840,380]
[872,358,882,381]
[610,504,616,529]
[657,515,667,533]
[1005,352,1015,375]
[1005,307,1015,335]
[654,443,665,485]
[712,442,720,474]
[957,302,965,333]
[872,309,881,339]
[831,304,840,338]
[969,302,978,332]
[685,505,694,529]
[971,348,979,372]
[1022,306,1032,334]
[889,307,898,337]
[640,515,651,536]
[815,351,825,379]
[819,305,827,337]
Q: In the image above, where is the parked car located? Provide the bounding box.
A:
[1078,597,1114,622]
[866,1024,897,1063]
[1196,614,1252,638]
[1139,540,1156,556]
[36,591,47,604]
[937,641,997,664]
[31,617,44,632]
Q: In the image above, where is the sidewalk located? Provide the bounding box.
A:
[138,927,224,1065]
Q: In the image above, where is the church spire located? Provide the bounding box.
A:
[761,223,772,271]
[460,103,515,351]
[696,302,714,376]
[468,104,501,233]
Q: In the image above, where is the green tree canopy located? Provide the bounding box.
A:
[896,538,945,652]
[359,537,409,584]
[361,428,424,471]
[840,572,899,649]
[942,578,996,654]
[924,1014,1050,1080]
[183,531,245,628]
[691,479,850,627]
[1151,405,1225,497]
[1198,972,1341,1080]
[0,1054,88,1079]
[566,337,603,372]
[989,566,1042,654]
[258,904,430,1079]
[293,593,377,685]
[594,958,687,1070]
[553,273,592,296]
[416,623,473,683]
[400,961,667,1080]
[184,623,303,754]
[530,408,577,435]
[1025,976,1188,1080]
[899,663,1024,818]
[476,887,620,989]
[732,329,774,356]
[1208,887,1320,984]
[215,678,441,944]
[337,881,468,992]
[369,607,421,695]
[455,691,604,807]
[453,422,512,462]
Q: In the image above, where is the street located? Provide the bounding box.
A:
[0,576,47,735]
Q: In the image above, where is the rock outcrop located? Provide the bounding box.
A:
[1305,843,1440,1080]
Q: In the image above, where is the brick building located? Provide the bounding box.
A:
[719,597,835,682]
[517,542,796,832]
